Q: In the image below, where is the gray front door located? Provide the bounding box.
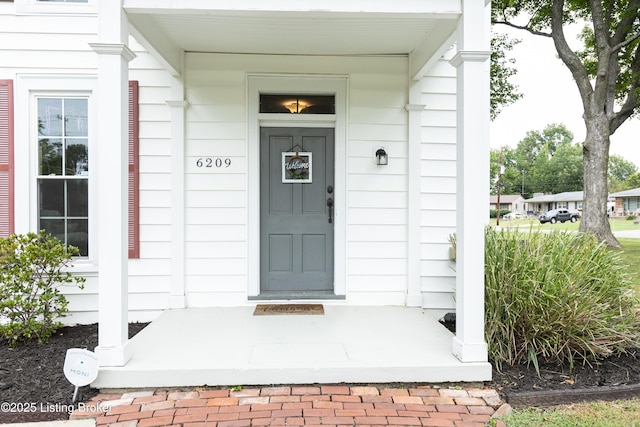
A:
[260,127,334,295]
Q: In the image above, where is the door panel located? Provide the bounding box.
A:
[302,235,326,272]
[260,127,334,293]
[269,235,293,272]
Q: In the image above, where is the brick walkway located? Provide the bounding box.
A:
[70,385,508,427]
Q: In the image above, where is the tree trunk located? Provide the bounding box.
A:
[579,114,621,247]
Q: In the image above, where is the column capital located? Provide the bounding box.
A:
[166,100,191,111]
[89,43,137,62]
[404,104,426,112]
[449,50,491,68]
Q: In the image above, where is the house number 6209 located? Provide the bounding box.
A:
[196,158,231,168]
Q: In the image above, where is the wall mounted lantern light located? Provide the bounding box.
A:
[375,148,388,166]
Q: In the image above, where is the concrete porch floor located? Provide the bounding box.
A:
[92,305,492,389]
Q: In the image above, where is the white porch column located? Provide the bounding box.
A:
[167,74,189,308]
[405,81,426,307]
[450,0,490,362]
[90,1,135,367]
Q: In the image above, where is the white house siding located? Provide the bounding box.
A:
[0,8,97,325]
[183,53,411,307]
[419,55,458,315]
[0,10,98,76]
[68,43,173,324]
[346,66,409,305]
[184,54,249,307]
[128,38,174,322]
[2,0,462,320]
[0,4,174,324]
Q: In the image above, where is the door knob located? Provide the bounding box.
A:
[327,197,334,224]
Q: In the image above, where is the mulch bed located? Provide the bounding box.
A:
[439,315,640,406]
[0,323,147,424]
[2,322,640,423]
[487,348,640,406]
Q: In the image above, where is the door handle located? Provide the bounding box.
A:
[327,197,334,224]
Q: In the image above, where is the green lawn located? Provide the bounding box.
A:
[617,238,640,294]
[503,399,640,427]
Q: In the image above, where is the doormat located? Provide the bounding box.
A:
[253,304,324,316]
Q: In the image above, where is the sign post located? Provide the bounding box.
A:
[63,348,99,402]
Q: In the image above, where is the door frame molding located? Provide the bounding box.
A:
[247,74,348,298]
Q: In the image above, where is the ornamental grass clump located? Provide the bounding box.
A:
[485,227,640,372]
[0,231,85,346]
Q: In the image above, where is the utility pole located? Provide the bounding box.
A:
[496,148,504,226]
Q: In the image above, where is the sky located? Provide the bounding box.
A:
[489,24,640,169]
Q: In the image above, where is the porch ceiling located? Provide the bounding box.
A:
[123,2,461,77]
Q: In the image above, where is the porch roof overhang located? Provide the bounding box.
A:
[122,0,461,79]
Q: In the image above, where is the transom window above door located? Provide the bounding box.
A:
[260,95,335,114]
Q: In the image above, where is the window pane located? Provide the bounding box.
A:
[64,99,88,136]
[67,219,88,256]
[67,179,88,216]
[40,218,65,243]
[38,98,62,136]
[39,138,63,175]
[37,96,90,257]
[260,95,335,114]
[39,179,64,217]
[66,139,88,176]
[298,96,335,114]
[39,179,88,256]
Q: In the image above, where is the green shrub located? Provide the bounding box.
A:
[485,227,640,372]
[490,209,511,219]
[0,231,85,346]
[626,215,637,221]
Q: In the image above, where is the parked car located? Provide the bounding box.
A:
[502,212,524,220]
[539,209,580,224]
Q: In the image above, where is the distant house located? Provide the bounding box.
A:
[611,187,640,216]
[525,191,619,216]
[489,194,525,215]
[525,191,585,215]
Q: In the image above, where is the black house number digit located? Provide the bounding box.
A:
[196,158,232,168]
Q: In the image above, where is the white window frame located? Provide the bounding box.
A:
[15,74,98,271]
[36,95,90,256]
[16,0,96,15]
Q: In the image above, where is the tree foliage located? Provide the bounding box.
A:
[627,171,640,188]
[491,123,638,197]
[492,0,640,247]
[491,33,524,120]
[609,154,639,192]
